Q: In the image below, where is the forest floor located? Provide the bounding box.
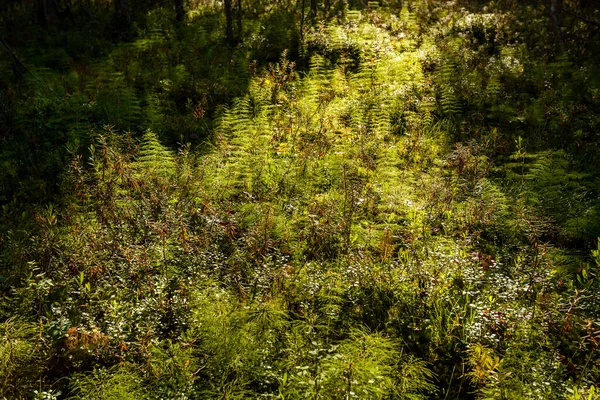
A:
[1,3,600,399]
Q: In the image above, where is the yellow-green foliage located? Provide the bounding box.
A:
[2,2,600,399]
[69,365,147,400]
[135,131,176,178]
[0,319,39,398]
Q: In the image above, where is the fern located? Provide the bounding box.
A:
[134,131,176,178]
[400,5,417,30]
[143,92,166,133]
[486,75,502,102]
[420,95,436,128]
[327,24,346,53]
[306,54,332,102]
[438,61,461,117]
[89,71,141,129]
[133,28,166,52]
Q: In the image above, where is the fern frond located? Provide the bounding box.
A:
[438,61,461,117]
[134,131,176,178]
[486,75,502,102]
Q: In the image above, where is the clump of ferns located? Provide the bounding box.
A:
[63,130,201,284]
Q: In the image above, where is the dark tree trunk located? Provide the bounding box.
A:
[175,0,184,23]
[550,0,565,53]
[115,0,130,25]
[236,0,242,41]
[299,0,306,43]
[310,0,317,21]
[39,0,59,24]
[224,0,234,45]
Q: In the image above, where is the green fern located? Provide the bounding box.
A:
[134,131,176,178]
[438,61,461,117]
[486,75,503,102]
[89,71,141,129]
[420,95,436,128]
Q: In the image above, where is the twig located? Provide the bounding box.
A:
[564,9,600,28]
[0,37,30,78]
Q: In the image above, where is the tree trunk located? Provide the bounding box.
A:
[224,0,234,45]
[300,0,306,43]
[40,0,59,24]
[236,0,242,41]
[115,0,130,25]
[175,0,184,23]
[550,0,565,53]
[310,0,317,22]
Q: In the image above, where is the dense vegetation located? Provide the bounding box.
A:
[1,0,600,398]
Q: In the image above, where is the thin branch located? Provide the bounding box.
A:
[0,37,30,78]
[564,9,600,28]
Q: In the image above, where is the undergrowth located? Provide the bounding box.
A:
[1,1,600,399]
